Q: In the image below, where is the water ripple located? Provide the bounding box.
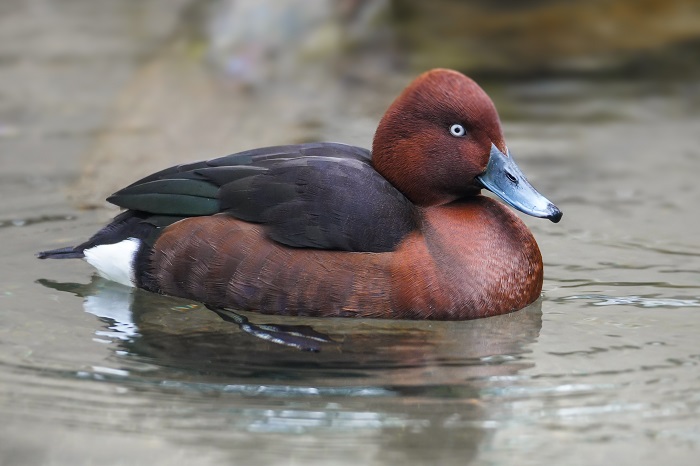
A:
[0,214,75,228]
[566,294,700,308]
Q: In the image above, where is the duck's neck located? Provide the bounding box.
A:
[370,149,479,207]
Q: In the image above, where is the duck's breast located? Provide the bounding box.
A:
[389,197,543,319]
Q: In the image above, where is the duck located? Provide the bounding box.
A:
[38,69,562,320]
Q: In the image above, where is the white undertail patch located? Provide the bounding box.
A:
[84,238,140,287]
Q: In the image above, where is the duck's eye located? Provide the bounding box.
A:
[449,124,466,137]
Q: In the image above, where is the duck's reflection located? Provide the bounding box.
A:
[38,275,543,465]
[39,276,333,351]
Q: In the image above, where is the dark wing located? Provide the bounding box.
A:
[107,143,416,252]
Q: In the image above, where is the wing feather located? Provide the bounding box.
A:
[106,143,415,252]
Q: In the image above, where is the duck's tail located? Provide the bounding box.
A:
[37,246,84,259]
[37,210,186,287]
[37,210,148,261]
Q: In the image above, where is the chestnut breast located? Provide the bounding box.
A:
[391,197,543,319]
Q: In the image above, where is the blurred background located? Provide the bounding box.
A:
[2,1,700,465]
[3,0,698,207]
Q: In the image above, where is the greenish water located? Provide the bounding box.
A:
[1,1,699,465]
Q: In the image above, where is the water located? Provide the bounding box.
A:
[2,1,700,465]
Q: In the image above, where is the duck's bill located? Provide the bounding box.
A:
[477,144,562,223]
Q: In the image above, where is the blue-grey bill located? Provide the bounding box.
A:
[477,144,562,223]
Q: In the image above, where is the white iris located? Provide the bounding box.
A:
[449,124,466,137]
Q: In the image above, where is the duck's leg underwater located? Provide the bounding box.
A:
[206,305,334,352]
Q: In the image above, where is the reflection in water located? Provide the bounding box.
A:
[39,277,335,351]
[35,276,543,463]
[37,276,543,384]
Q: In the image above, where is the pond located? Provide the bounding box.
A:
[1,1,699,465]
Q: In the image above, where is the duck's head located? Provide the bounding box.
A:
[372,69,562,223]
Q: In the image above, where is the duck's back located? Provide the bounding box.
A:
[109,142,417,253]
